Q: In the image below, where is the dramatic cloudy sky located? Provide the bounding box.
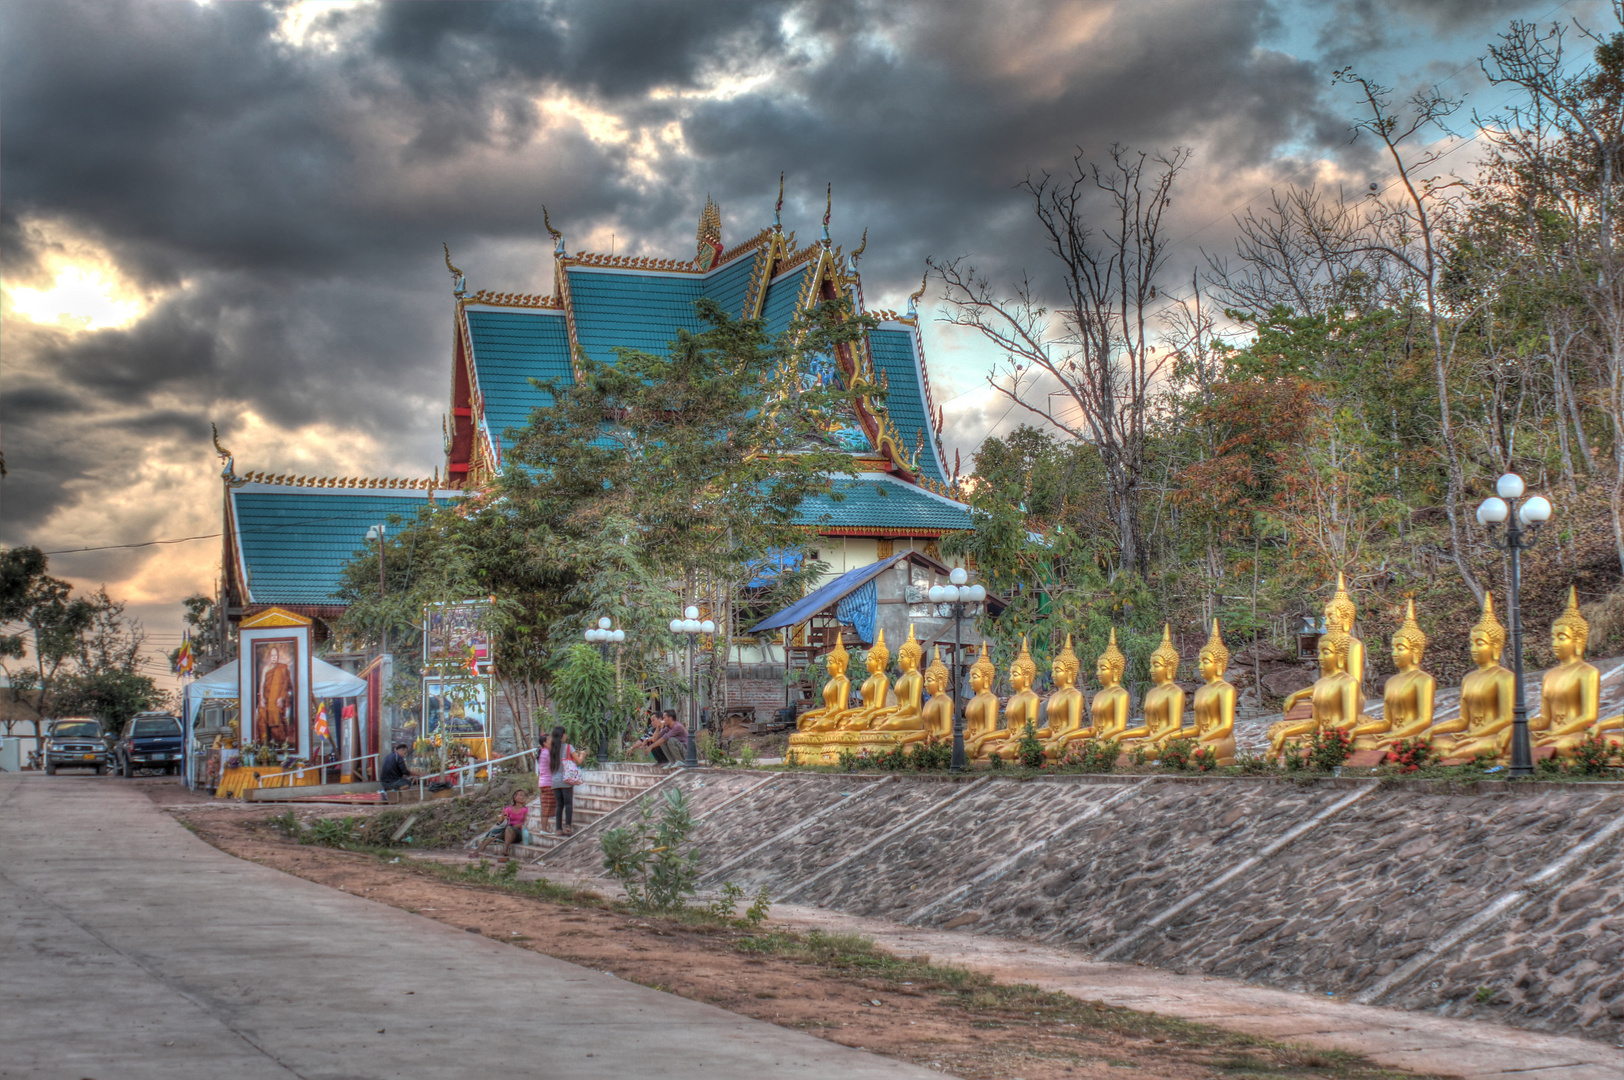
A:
[0,0,1602,671]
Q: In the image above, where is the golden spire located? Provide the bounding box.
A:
[899,623,922,666]
[1199,618,1230,671]
[867,627,890,669]
[1151,623,1180,673]
[1552,585,1590,651]
[1472,591,1507,657]
[1011,635,1036,681]
[1391,598,1427,655]
[1098,627,1127,683]
[1055,633,1080,686]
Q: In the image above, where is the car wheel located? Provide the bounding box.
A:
[95,764,106,776]
[119,756,131,778]
[45,763,56,776]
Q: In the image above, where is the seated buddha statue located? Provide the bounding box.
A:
[1087,629,1132,742]
[1353,599,1436,751]
[871,625,929,741]
[1192,619,1237,765]
[1041,635,1086,760]
[1120,625,1186,758]
[1434,593,1513,759]
[1270,627,1362,756]
[979,637,1041,759]
[1282,573,1366,716]
[962,644,1004,759]
[796,633,853,733]
[838,629,894,731]
[1532,587,1603,758]
[919,646,955,743]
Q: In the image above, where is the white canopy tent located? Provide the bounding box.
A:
[184,658,368,788]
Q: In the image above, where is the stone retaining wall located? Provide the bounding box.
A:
[548,771,1624,1043]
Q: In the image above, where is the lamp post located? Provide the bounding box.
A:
[1476,472,1554,778]
[584,616,625,764]
[668,605,715,768]
[928,567,987,772]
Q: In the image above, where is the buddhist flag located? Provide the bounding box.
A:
[173,637,194,676]
[314,701,330,740]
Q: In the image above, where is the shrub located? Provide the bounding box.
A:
[707,881,773,926]
[1234,753,1276,775]
[987,750,1005,770]
[784,748,801,769]
[1062,737,1120,773]
[738,743,760,768]
[1571,734,1620,776]
[837,747,861,772]
[600,789,700,911]
[907,736,952,771]
[871,742,909,771]
[1158,738,1196,771]
[1189,746,1220,772]
[1287,728,1354,772]
[1385,737,1434,773]
[1016,720,1046,769]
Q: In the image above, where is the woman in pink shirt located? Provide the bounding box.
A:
[472,790,530,859]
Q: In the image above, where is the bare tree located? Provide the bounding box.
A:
[933,144,1190,578]
[1483,10,1624,574]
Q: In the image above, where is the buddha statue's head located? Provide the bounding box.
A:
[1052,634,1079,690]
[1150,624,1180,685]
[1318,627,1352,675]
[1391,599,1427,671]
[970,643,996,694]
[826,633,850,678]
[865,629,890,677]
[1096,628,1126,689]
[1552,585,1589,662]
[1010,636,1036,692]
[924,646,950,697]
[1198,619,1229,683]
[1325,571,1357,635]
[1470,592,1507,668]
[898,624,923,674]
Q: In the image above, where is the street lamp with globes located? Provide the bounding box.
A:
[668,606,715,768]
[1476,471,1554,778]
[927,566,987,772]
[584,616,626,764]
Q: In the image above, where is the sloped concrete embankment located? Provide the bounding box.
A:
[547,771,1624,1044]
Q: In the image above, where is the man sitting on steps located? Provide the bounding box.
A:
[378,741,417,802]
[632,711,688,767]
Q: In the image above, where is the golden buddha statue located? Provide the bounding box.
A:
[1282,573,1366,716]
[919,646,955,743]
[980,636,1041,757]
[871,625,929,740]
[1433,593,1513,759]
[1041,635,1087,759]
[1193,619,1237,765]
[1352,599,1436,751]
[1531,587,1602,758]
[1269,627,1362,756]
[1120,625,1186,756]
[962,644,1004,759]
[796,632,853,733]
[1088,628,1132,741]
[839,629,894,731]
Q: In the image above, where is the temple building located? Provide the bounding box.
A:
[212,189,980,745]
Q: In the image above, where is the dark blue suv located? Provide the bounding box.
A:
[112,713,185,777]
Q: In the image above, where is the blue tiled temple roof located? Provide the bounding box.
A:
[566,269,708,368]
[230,488,438,606]
[870,328,947,484]
[794,474,973,533]
[465,309,571,450]
[759,265,810,337]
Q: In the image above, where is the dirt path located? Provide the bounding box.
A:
[173,802,1435,1080]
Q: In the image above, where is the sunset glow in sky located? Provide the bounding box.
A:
[0,0,1606,683]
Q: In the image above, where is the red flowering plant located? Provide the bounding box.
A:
[1189,746,1221,772]
[1384,737,1434,773]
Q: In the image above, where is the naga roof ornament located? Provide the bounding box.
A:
[542,205,564,255]
[443,243,466,298]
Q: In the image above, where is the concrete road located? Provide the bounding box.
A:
[0,773,938,1079]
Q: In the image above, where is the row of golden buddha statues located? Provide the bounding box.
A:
[787,574,1620,767]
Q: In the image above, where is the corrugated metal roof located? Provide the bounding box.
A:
[794,474,974,531]
[465,310,572,450]
[232,488,436,606]
[870,328,947,483]
[748,552,912,633]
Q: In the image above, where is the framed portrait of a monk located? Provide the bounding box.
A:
[251,637,299,746]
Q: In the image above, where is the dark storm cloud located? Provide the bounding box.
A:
[0,0,1560,589]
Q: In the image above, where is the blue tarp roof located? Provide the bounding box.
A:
[747,552,912,634]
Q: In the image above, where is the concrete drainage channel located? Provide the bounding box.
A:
[544,769,1624,1046]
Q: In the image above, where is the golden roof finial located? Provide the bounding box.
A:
[442,243,466,297]
[821,182,832,246]
[908,270,928,317]
[542,205,564,254]
[849,227,867,270]
[774,172,784,231]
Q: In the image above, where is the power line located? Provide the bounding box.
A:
[34,513,406,557]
